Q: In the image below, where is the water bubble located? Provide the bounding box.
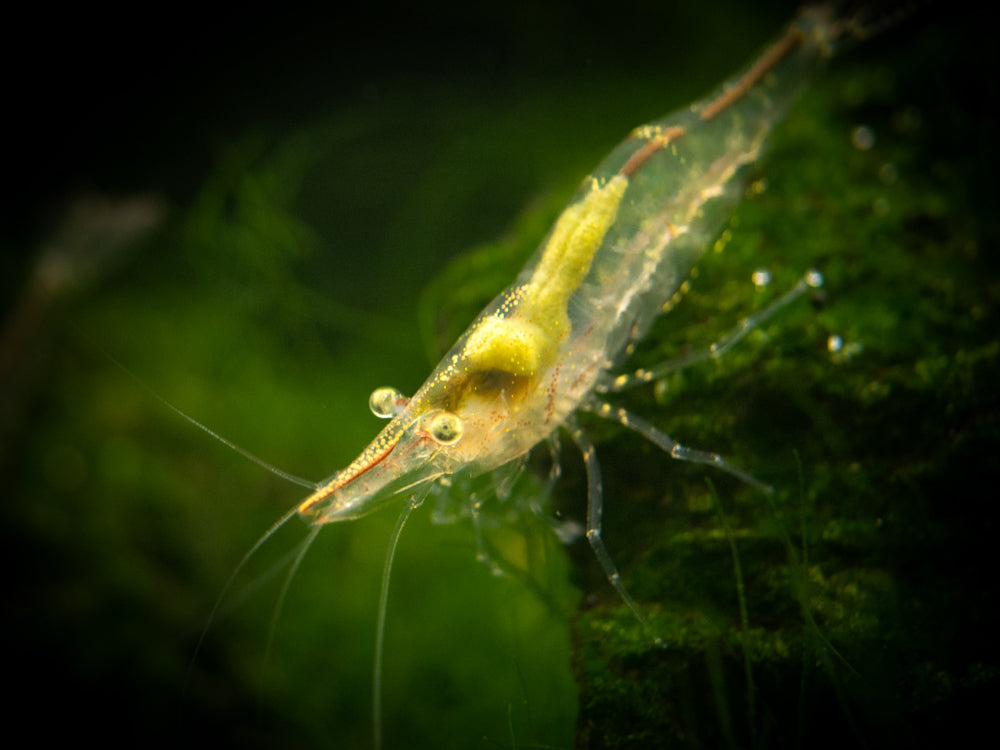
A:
[851,125,876,150]
[805,269,824,288]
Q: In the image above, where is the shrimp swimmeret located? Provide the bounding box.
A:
[199,4,877,748]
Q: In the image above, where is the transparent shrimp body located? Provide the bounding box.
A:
[268,8,863,749]
[298,5,843,528]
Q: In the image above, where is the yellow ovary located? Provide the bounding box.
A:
[461,175,628,378]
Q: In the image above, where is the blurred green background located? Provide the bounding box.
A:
[2,2,996,748]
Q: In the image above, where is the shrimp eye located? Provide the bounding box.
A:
[369,387,407,419]
[427,411,463,445]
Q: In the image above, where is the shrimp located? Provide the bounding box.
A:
[183,5,895,748]
[245,5,872,748]
[298,5,844,536]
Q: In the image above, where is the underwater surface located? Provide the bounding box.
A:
[2,2,996,748]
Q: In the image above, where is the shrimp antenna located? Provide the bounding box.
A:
[260,523,324,695]
[188,502,302,678]
[153,392,316,489]
[373,492,424,750]
[102,346,317,489]
[86,339,323,695]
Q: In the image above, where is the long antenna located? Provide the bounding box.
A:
[103,347,317,489]
[373,492,423,750]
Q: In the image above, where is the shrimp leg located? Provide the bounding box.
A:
[469,493,505,575]
[603,269,824,392]
[570,424,658,641]
[575,271,817,633]
[585,401,773,494]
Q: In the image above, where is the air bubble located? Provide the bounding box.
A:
[369,387,408,418]
[752,268,772,289]
[851,125,875,150]
[879,163,898,184]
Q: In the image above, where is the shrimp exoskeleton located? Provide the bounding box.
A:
[211,5,878,749]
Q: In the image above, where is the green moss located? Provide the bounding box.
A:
[569,14,999,750]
